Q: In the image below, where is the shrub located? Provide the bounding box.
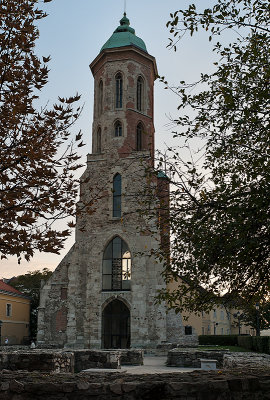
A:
[237,336,253,350]
[252,337,270,354]
[199,335,238,346]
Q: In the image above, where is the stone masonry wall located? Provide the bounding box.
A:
[167,349,227,369]
[0,351,74,373]
[37,43,177,350]
[0,349,144,373]
[0,370,269,399]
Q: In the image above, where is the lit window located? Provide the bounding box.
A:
[137,76,144,111]
[102,236,131,291]
[98,80,103,115]
[115,73,123,108]
[136,123,143,150]
[113,173,121,217]
[114,121,122,137]
[6,303,12,317]
[97,128,101,153]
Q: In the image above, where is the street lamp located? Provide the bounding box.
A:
[255,303,260,337]
[0,320,2,346]
[233,312,242,335]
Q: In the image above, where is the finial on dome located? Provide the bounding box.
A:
[120,13,130,27]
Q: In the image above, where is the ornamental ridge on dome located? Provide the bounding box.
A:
[100,13,148,53]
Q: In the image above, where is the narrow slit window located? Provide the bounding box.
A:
[113,173,121,217]
[98,80,103,115]
[137,76,144,111]
[114,121,122,137]
[115,73,123,108]
[6,303,12,317]
[136,123,143,150]
[97,128,101,153]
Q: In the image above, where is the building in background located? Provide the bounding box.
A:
[0,280,30,344]
[167,279,255,337]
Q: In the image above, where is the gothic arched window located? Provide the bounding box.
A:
[137,76,144,111]
[115,73,123,109]
[136,123,143,151]
[97,128,101,154]
[114,120,122,137]
[113,173,121,217]
[98,80,103,116]
[102,236,131,291]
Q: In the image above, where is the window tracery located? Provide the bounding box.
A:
[102,236,131,291]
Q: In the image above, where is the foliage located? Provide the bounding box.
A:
[9,268,53,338]
[152,0,270,312]
[237,335,253,350]
[199,335,238,346]
[251,336,270,354]
[0,0,86,262]
[241,302,270,333]
[238,335,270,354]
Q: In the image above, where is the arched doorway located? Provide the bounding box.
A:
[102,299,130,349]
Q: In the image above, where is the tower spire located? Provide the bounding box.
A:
[124,0,126,15]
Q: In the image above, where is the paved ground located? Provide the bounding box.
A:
[83,356,200,374]
[123,356,199,374]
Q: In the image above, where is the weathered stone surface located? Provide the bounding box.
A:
[167,349,227,369]
[76,381,90,390]
[0,383,9,391]
[0,351,74,373]
[109,383,122,395]
[0,369,268,399]
[9,381,24,394]
[36,18,182,351]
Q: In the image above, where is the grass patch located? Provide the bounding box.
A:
[198,345,253,352]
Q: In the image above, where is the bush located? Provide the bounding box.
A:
[237,336,253,350]
[237,336,270,354]
[199,335,238,346]
[252,337,270,354]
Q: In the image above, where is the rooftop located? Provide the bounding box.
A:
[0,280,27,298]
[101,13,147,53]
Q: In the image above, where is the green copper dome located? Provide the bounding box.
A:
[101,14,148,53]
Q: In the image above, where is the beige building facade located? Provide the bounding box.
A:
[0,280,30,345]
[167,280,254,337]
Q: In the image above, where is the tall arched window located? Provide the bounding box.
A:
[136,123,143,151]
[98,80,103,116]
[115,73,123,108]
[113,173,121,217]
[97,128,101,153]
[102,236,131,291]
[114,120,122,137]
[137,76,144,111]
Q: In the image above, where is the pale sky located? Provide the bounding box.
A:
[1,0,218,278]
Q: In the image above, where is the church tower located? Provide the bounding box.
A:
[37,14,182,349]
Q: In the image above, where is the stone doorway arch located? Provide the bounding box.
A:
[102,299,130,349]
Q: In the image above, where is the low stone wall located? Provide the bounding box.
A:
[167,349,227,368]
[0,349,144,373]
[73,350,120,371]
[119,349,143,365]
[0,351,74,373]
[0,369,269,399]
[224,352,270,369]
